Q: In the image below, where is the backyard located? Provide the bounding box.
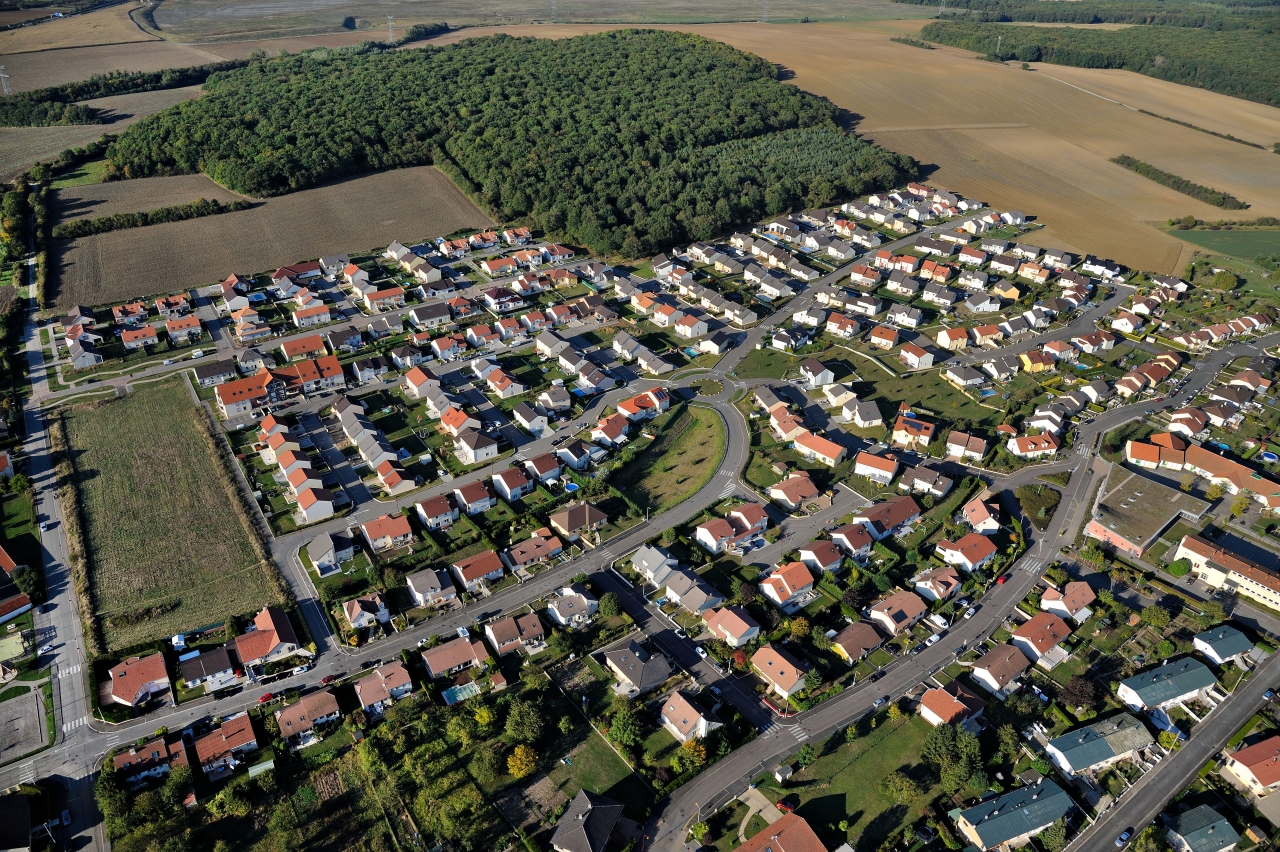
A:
[756,715,940,850]
[59,379,284,651]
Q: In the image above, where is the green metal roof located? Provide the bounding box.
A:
[1166,805,1240,852]
[1046,714,1153,773]
[1194,626,1253,661]
[1120,658,1217,706]
[958,780,1074,849]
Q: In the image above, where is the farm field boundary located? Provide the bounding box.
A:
[56,378,285,653]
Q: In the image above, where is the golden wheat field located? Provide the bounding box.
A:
[0,3,157,53]
[54,166,493,309]
[426,21,1280,272]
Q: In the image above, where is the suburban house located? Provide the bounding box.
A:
[485,613,546,656]
[550,791,624,852]
[549,502,608,542]
[451,549,506,592]
[971,645,1030,697]
[274,689,342,743]
[798,540,843,574]
[751,643,808,700]
[342,592,390,630]
[659,692,722,744]
[112,735,191,783]
[954,780,1074,851]
[421,635,489,678]
[406,568,457,608]
[1045,714,1154,776]
[919,681,986,728]
[105,652,170,706]
[194,714,258,779]
[1041,581,1096,623]
[832,622,883,664]
[1194,625,1254,667]
[702,606,760,648]
[354,662,413,715]
[914,565,962,602]
[1165,806,1239,852]
[361,514,413,552]
[547,585,599,629]
[760,561,815,614]
[605,641,672,695]
[830,523,874,561]
[793,431,847,467]
[768,471,820,512]
[869,590,928,636]
[234,606,301,669]
[935,533,998,573]
[1222,735,1280,797]
[852,495,921,540]
[1011,612,1071,669]
[1116,658,1218,711]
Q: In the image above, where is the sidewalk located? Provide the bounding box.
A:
[736,788,783,842]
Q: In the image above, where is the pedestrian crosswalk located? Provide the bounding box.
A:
[719,482,736,498]
[18,763,34,784]
[1020,558,1043,574]
[58,664,80,678]
[62,715,88,733]
[599,548,613,561]
[780,723,809,742]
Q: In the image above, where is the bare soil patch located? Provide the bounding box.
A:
[54,165,492,309]
[54,172,241,220]
[0,40,225,93]
[0,9,69,25]
[0,3,157,53]
[0,86,202,182]
[433,21,1280,273]
[148,0,928,41]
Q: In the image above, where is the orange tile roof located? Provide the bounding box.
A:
[1012,611,1071,655]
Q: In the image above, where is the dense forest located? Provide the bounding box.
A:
[919,20,1280,108]
[52,197,253,239]
[895,0,1280,28]
[103,30,914,255]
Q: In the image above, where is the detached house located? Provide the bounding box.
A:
[751,643,807,701]
[869,590,927,636]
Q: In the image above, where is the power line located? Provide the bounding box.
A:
[0,66,11,97]
[763,0,769,22]
[551,0,556,23]
[386,15,394,43]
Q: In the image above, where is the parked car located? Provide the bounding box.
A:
[321,674,337,685]
[258,692,274,703]
[695,646,708,659]
[776,794,800,813]
[964,607,977,620]
[1116,830,1133,847]
[872,696,888,707]
[38,643,53,654]
[925,634,941,646]
[997,574,1010,585]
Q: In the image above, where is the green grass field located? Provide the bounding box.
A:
[51,159,108,189]
[62,379,283,651]
[853,370,996,428]
[612,406,726,513]
[758,715,939,850]
[735,347,798,379]
[1170,228,1280,258]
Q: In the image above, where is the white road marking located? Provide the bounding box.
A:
[62,715,88,732]
[58,665,80,678]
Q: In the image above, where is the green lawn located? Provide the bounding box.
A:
[756,715,939,850]
[1168,228,1280,259]
[611,406,726,513]
[851,370,998,429]
[545,727,649,819]
[704,801,750,852]
[734,348,797,379]
[51,159,108,188]
[2,494,42,582]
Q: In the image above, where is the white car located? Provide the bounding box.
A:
[291,665,309,675]
[963,607,977,620]
[695,647,708,659]
[925,634,941,646]
[39,522,48,533]
[38,643,54,654]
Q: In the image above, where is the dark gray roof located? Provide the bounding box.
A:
[957,779,1074,848]
[193,359,236,380]
[1195,625,1253,661]
[550,790,624,852]
[605,641,672,692]
[1166,805,1240,852]
[1120,657,1216,706]
[1046,714,1153,773]
[179,647,234,682]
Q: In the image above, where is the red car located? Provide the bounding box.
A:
[321,674,336,685]
[996,574,1008,585]
[258,692,274,703]
[776,794,800,813]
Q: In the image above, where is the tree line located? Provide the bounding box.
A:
[52,197,253,240]
[103,30,913,256]
[920,20,1280,107]
[1110,155,1248,209]
[895,0,1280,29]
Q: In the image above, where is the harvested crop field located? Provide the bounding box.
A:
[53,165,491,309]
[60,378,282,651]
[0,3,156,53]
[149,0,927,41]
[0,40,225,93]
[426,21,1280,273]
[0,8,69,25]
[0,86,202,181]
[54,172,242,220]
